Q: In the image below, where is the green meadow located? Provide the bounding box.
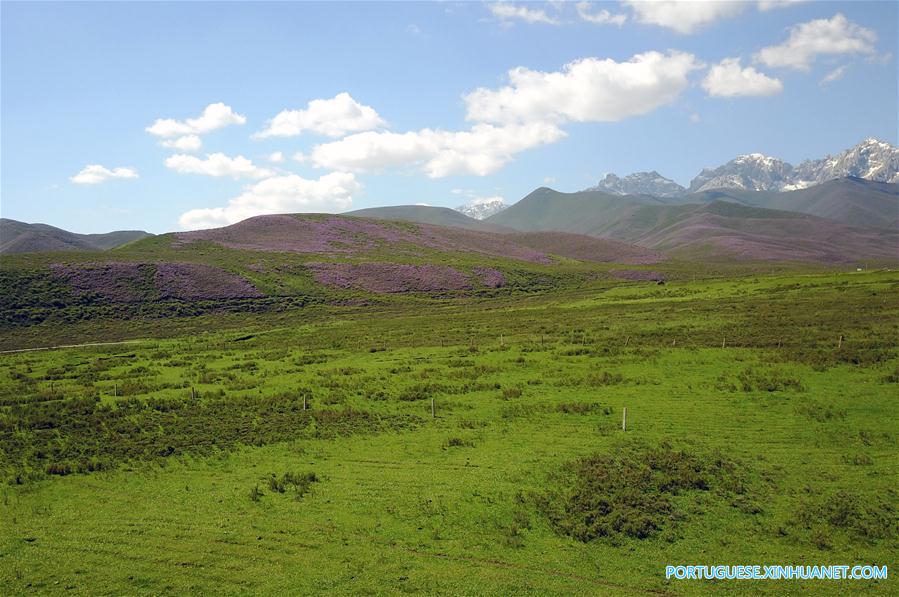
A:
[1,270,897,594]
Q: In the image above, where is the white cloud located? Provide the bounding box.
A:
[309,122,565,178]
[463,51,701,125]
[267,151,285,163]
[165,153,273,179]
[70,164,138,185]
[488,2,561,25]
[702,57,783,97]
[689,112,701,124]
[160,135,202,152]
[624,0,747,34]
[755,13,877,70]
[146,102,246,138]
[255,93,385,138]
[575,2,626,26]
[820,65,848,86]
[757,0,806,11]
[178,172,361,229]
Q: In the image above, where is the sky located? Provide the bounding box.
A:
[1,1,896,234]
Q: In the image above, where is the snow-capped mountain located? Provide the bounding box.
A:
[586,139,898,197]
[455,197,508,220]
[689,153,794,193]
[689,139,897,193]
[791,138,899,187]
[587,171,686,197]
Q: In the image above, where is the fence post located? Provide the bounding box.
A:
[622,407,627,432]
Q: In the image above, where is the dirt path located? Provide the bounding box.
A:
[0,339,145,355]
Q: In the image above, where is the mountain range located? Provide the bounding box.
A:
[485,183,897,263]
[0,219,152,255]
[2,136,896,273]
[583,138,898,197]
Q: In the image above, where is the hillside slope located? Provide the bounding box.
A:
[685,178,898,230]
[0,219,152,254]
[346,205,506,232]
[489,188,896,264]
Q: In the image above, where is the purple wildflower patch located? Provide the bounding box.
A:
[472,267,506,288]
[154,263,263,300]
[175,215,551,264]
[50,262,151,302]
[307,262,473,293]
[50,262,262,302]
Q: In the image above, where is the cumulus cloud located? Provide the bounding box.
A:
[178,172,361,229]
[255,93,385,138]
[755,13,877,70]
[820,65,848,86]
[160,135,202,152]
[463,51,701,125]
[624,0,747,34]
[165,153,273,179]
[70,164,138,185]
[702,58,783,97]
[575,2,627,26]
[309,122,565,178]
[146,102,246,138]
[267,151,285,163]
[488,2,560,25]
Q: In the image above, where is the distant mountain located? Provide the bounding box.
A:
[623,201,898,263]
[347,205,506,232]
[685,177,898,231]
[0,219,152,255]
[486,187,655,234]
[588,139,898,196]
[689,153,794,193]
[487,184,897,264]
[587,171,686,197]
[454,197,508,220]
[505,231,663,265]
[792,138,899,187]
[688,138,898,193]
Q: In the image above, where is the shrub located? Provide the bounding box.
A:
[737,368,805,392]
[535,441,747,542]
[789,490,897,545]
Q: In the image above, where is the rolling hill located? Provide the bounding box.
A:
[488,186,897,264]
[505,231,663,265]
[346,205,505,232]
[684,177,898,230]
[0,219,152,254]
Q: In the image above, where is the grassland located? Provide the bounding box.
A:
[1,269,897,594]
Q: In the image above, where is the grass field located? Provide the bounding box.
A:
[1,270,897,594]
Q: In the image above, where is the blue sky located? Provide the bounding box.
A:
[1,1,896,233]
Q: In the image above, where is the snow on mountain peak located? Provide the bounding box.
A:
[454,196,508,220]
[586,171,686,197]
